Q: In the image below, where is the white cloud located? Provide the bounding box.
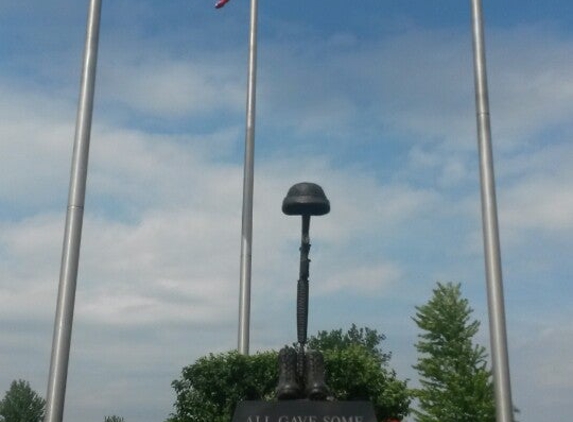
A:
[508,317,573,421]
[0,215,61,319]
[0,84,75,208]
[316,262,403,295]
[498,142,573,234]
[488,25,573,148]
[98,56,246,118]
[502,174,573,231]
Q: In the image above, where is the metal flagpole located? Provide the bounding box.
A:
[44,1,102,421]
[470,1,514,421]
[238,0,259,355]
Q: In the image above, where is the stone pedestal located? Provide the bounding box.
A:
[232,400,377,422]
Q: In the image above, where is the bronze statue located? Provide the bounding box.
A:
[277,183,330,401]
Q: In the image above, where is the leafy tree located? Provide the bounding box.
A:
[0,379,46,422]
[307,324,391,363]
[412,282,495,422]
[308,324,409,420]
[104,416,125,422]
[167,326,410,422]
[168,350,277,422]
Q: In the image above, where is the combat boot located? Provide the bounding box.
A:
[276,346,301,400]
[304,350,330,400]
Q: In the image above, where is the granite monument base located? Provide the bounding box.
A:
[232,400,377,422]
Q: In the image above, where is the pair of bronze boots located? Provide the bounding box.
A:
[276,347,330,400]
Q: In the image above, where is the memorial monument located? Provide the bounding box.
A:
[232,182,377,422]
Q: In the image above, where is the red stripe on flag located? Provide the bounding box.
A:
[215,0,230,8]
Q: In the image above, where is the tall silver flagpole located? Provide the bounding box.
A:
[470,1,514,421]
[238,0,259,355]
[44,1,102,421]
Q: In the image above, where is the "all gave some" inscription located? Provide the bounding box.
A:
[246,415,366,422]
[232,401,377,422]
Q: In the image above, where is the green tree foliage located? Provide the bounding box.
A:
[0,379,46,422]
[412,282,495,422]
[307,324,391,363]
[167,326,410,422]
[168,350,277,422]
[308,325,409,420]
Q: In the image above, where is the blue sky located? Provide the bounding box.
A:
[1,1,572,421]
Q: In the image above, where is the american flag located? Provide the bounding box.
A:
[215,0,230,8]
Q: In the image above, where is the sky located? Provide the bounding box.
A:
[1,0,572,421]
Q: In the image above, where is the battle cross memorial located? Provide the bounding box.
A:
[232,183,376,422]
